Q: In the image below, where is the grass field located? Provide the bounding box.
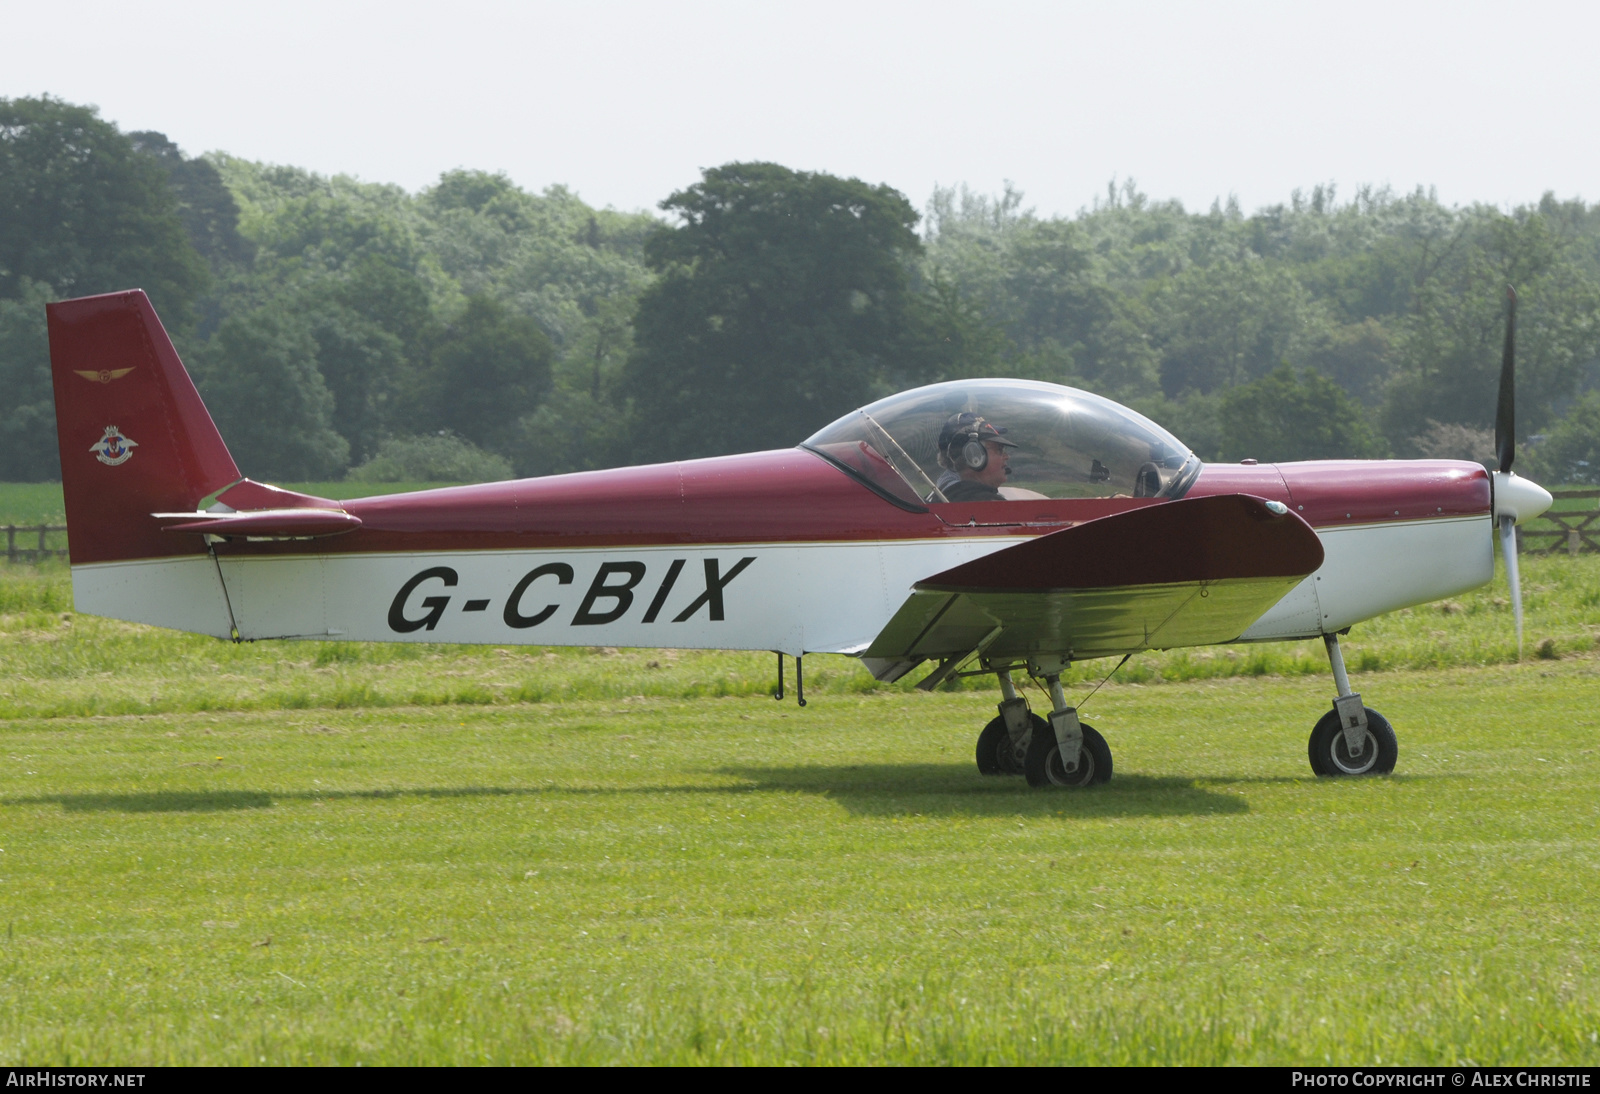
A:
[3,557,1600,1064]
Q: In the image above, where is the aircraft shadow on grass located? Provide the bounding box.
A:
[712,765,1252,818]
[15,786,579,813]
[14,768,1248,819]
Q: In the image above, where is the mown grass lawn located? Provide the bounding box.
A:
[2,561,1599,1064]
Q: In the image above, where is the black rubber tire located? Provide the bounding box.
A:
[1308,707,1397,776]
[975,713,1039,776]
[976,716,1007,775]
[1024,719,1113,788]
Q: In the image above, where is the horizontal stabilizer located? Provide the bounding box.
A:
[154,508,362,538]
[213,479,339,512]
[862,494,1323,676]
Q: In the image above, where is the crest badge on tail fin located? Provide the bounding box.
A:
[89,426,138,466]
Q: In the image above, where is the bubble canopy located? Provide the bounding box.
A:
[803,379,1199,507]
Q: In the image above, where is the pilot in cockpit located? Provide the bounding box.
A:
[935,412,1019,502]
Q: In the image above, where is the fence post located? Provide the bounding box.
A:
[37,523,47,555]
[1570,529,1581,556]
[5,524,13,564]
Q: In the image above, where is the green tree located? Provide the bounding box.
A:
[304,255,433,464]
[347,433,512,483]
[128,131,256,276]
[1219,365,1387,461]
[919,185,1157,397]
[305,305,405,466]
[1305,318,1394,406]
[420,171,655,351]
[0,97,208,326]
[401,295,554,457]
[197,305,349,480]
[0,280,57,480]
[623,162,924,461]
[1526,392,1600,484]
[1152,256,1327,396]
[1382,208,1600,450]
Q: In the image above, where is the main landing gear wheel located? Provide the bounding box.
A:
[976,713,1044,776]
[1308,707,1397,776]
[1024,720,1113,788]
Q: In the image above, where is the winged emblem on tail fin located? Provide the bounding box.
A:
[74,368,135,384]
[90,426,138,466]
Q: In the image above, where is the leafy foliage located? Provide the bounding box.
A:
[197,304,349,480]
[623,162,926,461]
[6,95,1600,481]
[0,99,211,480]
[1526,391,1600,484]
[1218,365,1387,461]
[0,97,209,320]
[346,433,513,483]
[399,295,553,456]
[0,280,57,480]
[925,182,1600,461]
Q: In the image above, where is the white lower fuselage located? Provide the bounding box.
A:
[70,510,1494,659]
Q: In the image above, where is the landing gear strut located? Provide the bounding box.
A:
[1023,662,1112,788]
[1310,633,1397,776]
[972,659,1113,787]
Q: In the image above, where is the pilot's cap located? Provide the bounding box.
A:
[940,412,1018,452]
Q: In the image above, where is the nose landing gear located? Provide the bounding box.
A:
[1311,633,1397,776]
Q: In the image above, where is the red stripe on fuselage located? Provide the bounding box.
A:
[1187,461,1490,527]
[191,453,1489,563]
[210,449,1161,558]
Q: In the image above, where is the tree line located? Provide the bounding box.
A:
[5,95,1600,485]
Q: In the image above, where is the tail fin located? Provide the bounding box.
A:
[47,290,241,565]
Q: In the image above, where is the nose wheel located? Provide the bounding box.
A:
[1309,706,1396,776]
[1312,633,1398,776]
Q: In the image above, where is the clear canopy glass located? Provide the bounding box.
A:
[803,379,1197,505]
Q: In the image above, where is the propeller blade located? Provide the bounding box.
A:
[1496,285,1517,474]
[1499,514,1523,659]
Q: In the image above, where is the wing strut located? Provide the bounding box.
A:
[915,625,1003,692]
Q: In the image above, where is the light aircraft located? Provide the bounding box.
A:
[45,289,1552,787]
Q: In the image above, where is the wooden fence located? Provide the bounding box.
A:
[4,524,69,563]
[1517,488,1600,556]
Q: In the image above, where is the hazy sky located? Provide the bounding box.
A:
[5,0,1596,220]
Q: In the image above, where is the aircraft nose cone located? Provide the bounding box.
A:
[1493,470,1553,525]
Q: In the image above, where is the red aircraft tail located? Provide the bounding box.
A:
[47,290,242,565]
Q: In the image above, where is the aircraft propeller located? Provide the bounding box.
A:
[1490,285,1554,659]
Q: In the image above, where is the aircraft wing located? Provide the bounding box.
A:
[860,494,1324,683]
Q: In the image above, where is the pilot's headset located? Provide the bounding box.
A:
[958,427,990,470]
[940,413,1008,472]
